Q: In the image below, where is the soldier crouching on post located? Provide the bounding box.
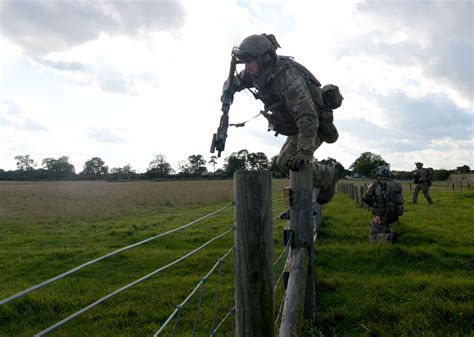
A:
[363,163,405,243]
[412,162,434,204]
[219,33,343,204]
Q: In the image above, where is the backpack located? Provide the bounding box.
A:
[383,181,404,223]
[426,168,434,185]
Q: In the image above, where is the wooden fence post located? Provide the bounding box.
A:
[279,164,314,336]
[234,170,274,337]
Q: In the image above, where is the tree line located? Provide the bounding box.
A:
[0,152,470,181]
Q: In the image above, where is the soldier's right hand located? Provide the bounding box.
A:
[287,153,312,171]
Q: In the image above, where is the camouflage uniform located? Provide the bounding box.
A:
[226,34,341,203]
[412,162,433,204]
[363,165,404,243]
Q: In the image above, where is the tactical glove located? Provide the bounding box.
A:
[287,153,312,171]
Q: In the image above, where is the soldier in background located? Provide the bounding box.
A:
[412,162,434,204]
[363,163,404,243]
[223,33,342,203]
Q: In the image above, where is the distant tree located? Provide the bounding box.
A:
[270,155,288,178]
[110,164,136,175]
[223,150,248,177]
[320,157,346,175]
[15,155,36,171]
[457,165,471,173]
[148,154,173,178]
[247,152,269,171]
[349,152,385,178]
[187,154,207,177]
[435,169,450,181]
[42,156,75,179]
[176,160,191,176]
[81,157,108,176]
[209,156,218,173]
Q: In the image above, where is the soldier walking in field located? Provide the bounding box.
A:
[363,163,404,243]
[412,162,434,204]
[217,33,342,203]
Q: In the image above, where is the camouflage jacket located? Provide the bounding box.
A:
[227,57,321,156]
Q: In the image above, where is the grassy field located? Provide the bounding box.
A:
[0,179,288,336]
[312,181,473,336]
[0,179,472,336]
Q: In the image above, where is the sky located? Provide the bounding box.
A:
[0,0,472,173]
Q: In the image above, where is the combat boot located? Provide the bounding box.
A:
[313,162,341,204]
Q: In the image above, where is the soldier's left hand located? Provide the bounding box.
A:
[287,153,312,171]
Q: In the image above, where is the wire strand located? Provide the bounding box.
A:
[154,247,234,337]
[35,227,234,337]
[1,203,233,306]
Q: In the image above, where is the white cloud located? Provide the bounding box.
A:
[0,0,472,173]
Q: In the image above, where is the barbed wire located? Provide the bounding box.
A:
[34,226,235,337]
[1,203,233,306]
[153,247,234,337]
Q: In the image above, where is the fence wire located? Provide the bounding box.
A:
[154,247,234,337]
[1,203,233,306]
[34,226,235,337]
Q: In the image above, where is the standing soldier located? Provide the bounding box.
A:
[216,33,342,203]
[363,163,404,243]
[412,162,434,204]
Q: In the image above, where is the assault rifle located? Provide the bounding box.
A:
[210,54,238,157]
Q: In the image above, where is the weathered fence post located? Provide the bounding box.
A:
[234,170,274,337]
[279,164,313,336]
[359,186,364,208]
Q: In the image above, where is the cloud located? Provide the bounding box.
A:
[377,91,472,140]
[86,127,127,143]
[346,0,473,104]
[0,0,186,56]
[0,100,48,131]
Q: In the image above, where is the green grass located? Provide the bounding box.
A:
[0,180,472,336]
[310,181,473,336]
[0,180,289,336]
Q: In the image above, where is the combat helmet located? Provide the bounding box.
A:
[233,33,281,69]
[415,162,423,167]
[376,163,390,179]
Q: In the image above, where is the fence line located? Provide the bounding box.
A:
[154,246,234,336]
[35,226,235,337]
[0,203,233,306]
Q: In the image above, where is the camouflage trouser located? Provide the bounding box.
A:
[277,135,338,204]
[369,220,395,243]
[412,182,433,204]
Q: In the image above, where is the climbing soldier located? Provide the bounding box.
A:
[217,33,343,203]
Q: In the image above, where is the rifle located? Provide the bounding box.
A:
[210,54,238,157]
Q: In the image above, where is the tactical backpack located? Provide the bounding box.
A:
[383,181,404,223]
[426,167,434,185]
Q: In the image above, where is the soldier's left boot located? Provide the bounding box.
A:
[313,162,342,204]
